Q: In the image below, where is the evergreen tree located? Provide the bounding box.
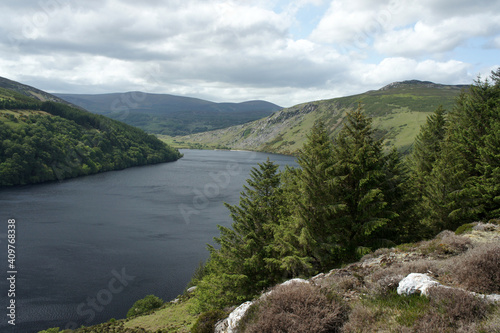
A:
[291,120,340,271]
[410,105,447,192]
[421,68,500,231]
[377,147,418,243]
[408,106,448,233]
[330,107,392,258]
[446,70,500,222]
[194,159,284,310]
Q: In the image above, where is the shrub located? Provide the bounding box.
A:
[419,231,471,256]
[191,309,227,333]
[473,222,497,232]
[411,286,489,332]
[126,294,163,318]
[455,243,500,293]
[37,328,60,333]
[341,304,382,333]
[455,223,475,235]
[239,282,349,333]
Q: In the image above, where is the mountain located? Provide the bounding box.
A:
[0,77,181,186]
[55,92,282,136]
[176,80,468,154]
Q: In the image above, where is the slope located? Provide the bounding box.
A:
[55,92,282,136]
[0,79,181,187]
[177,80,467,154]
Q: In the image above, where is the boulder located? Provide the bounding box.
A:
[214,301,253,333]
[397,273,441,296]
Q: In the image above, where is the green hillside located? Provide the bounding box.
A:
[175,80,467,154]
[55,92,282,136]
[0,80,181,187]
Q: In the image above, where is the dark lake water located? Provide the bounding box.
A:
[0,149,297,332]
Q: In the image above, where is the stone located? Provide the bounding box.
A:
[214,301,253,333]
[280,278,309,286]
[186,286,197,294]
[397,273,441,296]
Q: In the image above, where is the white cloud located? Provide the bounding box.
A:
[357,58,471,86]
[0,0,498,107]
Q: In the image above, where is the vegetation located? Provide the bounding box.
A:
[0,91,181,186]
[239,282,348,333]
[190,310,227,333]
[126,295,164,318]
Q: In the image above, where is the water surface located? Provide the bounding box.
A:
[0,149,297,332]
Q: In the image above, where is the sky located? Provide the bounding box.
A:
[1,0,499,107]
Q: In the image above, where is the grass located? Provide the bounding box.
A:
[364,291,431,327]
[124,297,198,332]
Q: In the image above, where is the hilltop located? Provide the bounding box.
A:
[55,92,282,136]
[174,80,467,154]
[0,77,181,186]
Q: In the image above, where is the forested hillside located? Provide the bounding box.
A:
[0,85,181,187]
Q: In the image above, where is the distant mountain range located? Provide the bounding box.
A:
[175,80,469,154]
[55,92,282,136]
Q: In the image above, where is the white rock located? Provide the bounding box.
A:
[186,286,197,294]
[397,273,441,296]
[280,278,309,286]
[215,301,253,333]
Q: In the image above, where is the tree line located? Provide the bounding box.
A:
[190,68,500,312]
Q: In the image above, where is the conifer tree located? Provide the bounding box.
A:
[377,147,417,243]
[330,107,392,258]
[410,105,447,191]
[422,68,500,230]
[408,106,448,233]
[194,159,284,310]
[446,70,500,222]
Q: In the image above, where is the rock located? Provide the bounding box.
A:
[214,301,253,333]
[397,273,441,296]
[186,286,197,294]
[281,278,309,286]
[484,294,500,303]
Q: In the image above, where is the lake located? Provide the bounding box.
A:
[0,149,297,332]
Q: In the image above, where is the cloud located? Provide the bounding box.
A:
[357,58,471,86]
[0,0,497,107]
[311,0,500,57]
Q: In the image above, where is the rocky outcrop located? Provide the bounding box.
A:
[397,273,441,296]
[214,301,253,333]
[397,273,500,303]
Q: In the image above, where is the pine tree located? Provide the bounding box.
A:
[292,120,340,271]
[408,106,448,233]
[422,68,500,231]
[410,105,447,190]
[194,159,284,310]
[377,147,417,243]
[330,107,392,258]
